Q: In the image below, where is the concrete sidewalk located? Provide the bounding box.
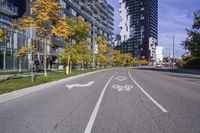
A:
[0,73,43,81]
[0,75,12,80]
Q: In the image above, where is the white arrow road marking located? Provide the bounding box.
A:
[112,84,133,92]
[128,70,168,113]
[66,81,95,90]
[115,76,127,81]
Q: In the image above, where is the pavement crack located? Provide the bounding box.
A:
[52,103,80,131]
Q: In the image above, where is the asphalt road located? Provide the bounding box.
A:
[0,68,200,133]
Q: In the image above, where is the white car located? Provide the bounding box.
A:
[156,64,162,68]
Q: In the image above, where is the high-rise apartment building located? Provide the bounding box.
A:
[0,0,28,70]
[61,0,114,45]
[0,0,114,70]
[0,0,18,28]
[119,0,158,61]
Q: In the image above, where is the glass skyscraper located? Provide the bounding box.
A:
[119,0,158,61]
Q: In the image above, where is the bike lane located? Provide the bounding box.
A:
[90,69,163,133]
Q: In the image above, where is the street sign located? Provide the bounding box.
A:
[94,44,98,54]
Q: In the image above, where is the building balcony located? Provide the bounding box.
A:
[99,13,107,20]
[0,14,13,24]
[100,2,108,9]
[0,1,18,16]
[96,3,107,15]
[79,2,93,15]
[94,15,102,22]
[65,0,81,12]
[96,30,102,36]
[90,4,99,14]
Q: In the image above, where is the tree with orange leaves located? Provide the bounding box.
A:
[13,0,70,76]
[0,28,6,44]
[16,46,37,72]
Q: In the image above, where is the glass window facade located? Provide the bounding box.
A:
[120,0,158,59]
[0,29,28,70]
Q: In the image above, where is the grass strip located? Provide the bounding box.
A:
[0,69,102,95]
[0,71,29,75]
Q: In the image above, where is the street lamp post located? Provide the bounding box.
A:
[172,36,175,68]
[92,18,95,69]
[167,36,175,69]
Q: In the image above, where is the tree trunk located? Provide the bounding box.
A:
[69,39,72,73]
[44,38,47,76]
[70,61,72,73]
[81,61,84,71]
[19,57,22,72]
[65,66,69,75]
[66,54,70,75]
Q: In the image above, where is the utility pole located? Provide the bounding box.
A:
[172,36,175,69]
[167,36,175,69]
[92,18,95,69]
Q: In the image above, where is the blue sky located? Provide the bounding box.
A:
[107,0,200,57]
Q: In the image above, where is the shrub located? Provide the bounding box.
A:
[176,59,186,68]
[183,57,200,69]
[183,55,193,62]
[140,59,149,66]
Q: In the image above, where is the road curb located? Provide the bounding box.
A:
[0,68,116,104]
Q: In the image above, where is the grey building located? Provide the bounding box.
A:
[0,0,29,70]
[63,0,114,45]
[119,0,158,60]
[0,0,114,70]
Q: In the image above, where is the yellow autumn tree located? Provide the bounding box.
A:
[124,53,135,66]
[119,54,127,66]
[60,44,78,74]
[112,50,135,67]
[0,28,6,44]
[140,59,149,66]
[76,40,92,70]
[105,46,113,66]
[65,16,91,43]
[96,37,108,67]
[60,41,92,74]
[61,17,91,74]
[13,0,70,76]
[16,46,37,72]
[112,50,122,66]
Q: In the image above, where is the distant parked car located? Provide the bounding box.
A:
[156,64,162,68]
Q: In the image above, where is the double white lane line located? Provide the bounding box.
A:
[128,70,168,113]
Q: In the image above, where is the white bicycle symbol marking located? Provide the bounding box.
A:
[112,85,133,92]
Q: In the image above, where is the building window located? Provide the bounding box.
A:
[141,14,144,20]
[71,9,76,16]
